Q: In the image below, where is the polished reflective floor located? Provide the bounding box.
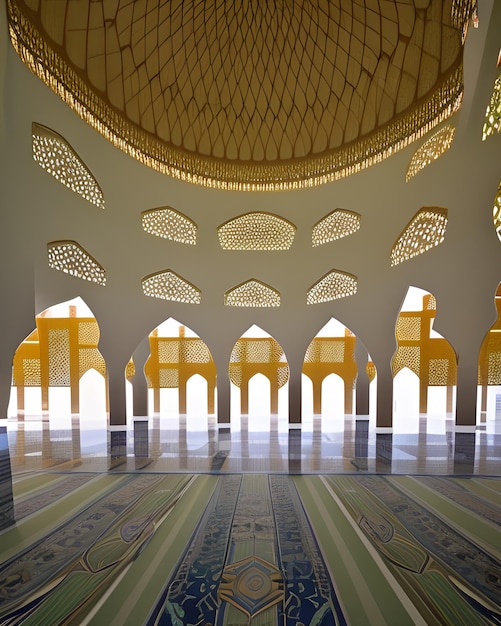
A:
[3,411,501,476]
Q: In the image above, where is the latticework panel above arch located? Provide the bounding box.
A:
[390,208,448,266]
[142,271,201,304]
[229,337,289,388]
[47,241,106,286]
[406,126,456,182]
[9,1,472,190]
[312,210,361,247]
[141,207,197,245]
[224,280,280,308]
[218,213,296,250]
[307,271,357,305]
[32,123,104,208]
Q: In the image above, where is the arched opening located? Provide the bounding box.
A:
[393,367,420,433]
[478,282,501,425]
[10,296,107,425]
[302,318,375,423]
[321,373,345,419]
[143,318,216,426]
[392,286,456,432]
[229,325,289,426]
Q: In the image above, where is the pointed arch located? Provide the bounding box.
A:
[478,283,501,421]
[143,319,216,416]
[392,287,457,416]
[11,297,107,417]
[229,325,289,416]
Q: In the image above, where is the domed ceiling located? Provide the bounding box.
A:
[8,0,476,189]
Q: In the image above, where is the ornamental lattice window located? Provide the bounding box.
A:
[142,270,201,304]
[482,74,501,140]
[307,271,357,305]
[47,241,106,286]
[312,210,361,247]
[406,126,456,182]
[390,208,448,266]
[224,280,280,307]
[141,207,197,245]
[32,123,104,208]
[218,213,296,250]
[493,182,501,242]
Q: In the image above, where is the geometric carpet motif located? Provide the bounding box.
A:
[0,474,499,625]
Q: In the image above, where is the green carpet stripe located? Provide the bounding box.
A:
[0,474,128,560]
[88,474,218,626]
[389,477,501,556]
[465,477,501,504]
[19,570,109,626]
[294,476,420,626]
[12,473,64,497]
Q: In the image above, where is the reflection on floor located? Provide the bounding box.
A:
[4,413,501,475]
[1,414,500,625]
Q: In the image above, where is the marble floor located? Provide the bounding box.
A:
[3,412,501,476]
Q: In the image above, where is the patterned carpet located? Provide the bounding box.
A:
[0,472,500,625]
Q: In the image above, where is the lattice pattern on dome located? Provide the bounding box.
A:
[218,213,296,250]
[32,123,104,208]
[224,280,280,308]
[9,0,470,190]
[482,74,501,140]
[391,208,448,267]
[142,270,201,304]
[493,183,501,242]
[312,210,361,247]
[47,241,106,286]
[307,271,357,305]
[141,207,197,245]
[451,0,478,41]
[406,126,456,182]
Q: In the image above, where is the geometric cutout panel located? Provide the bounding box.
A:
[494,182,501,242]
[141,270,201,304]
[405,126,456,182]
[224,280,280,307]
[32,123,104,208]
[482,74,501,141]
[307,270,357,305]
[47,241,106,286]
[141,207,197,245]
[390,207,448,267]
[312,210,361,247]
[218,213,296,250]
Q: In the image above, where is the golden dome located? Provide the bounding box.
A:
[8,0,475,189]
